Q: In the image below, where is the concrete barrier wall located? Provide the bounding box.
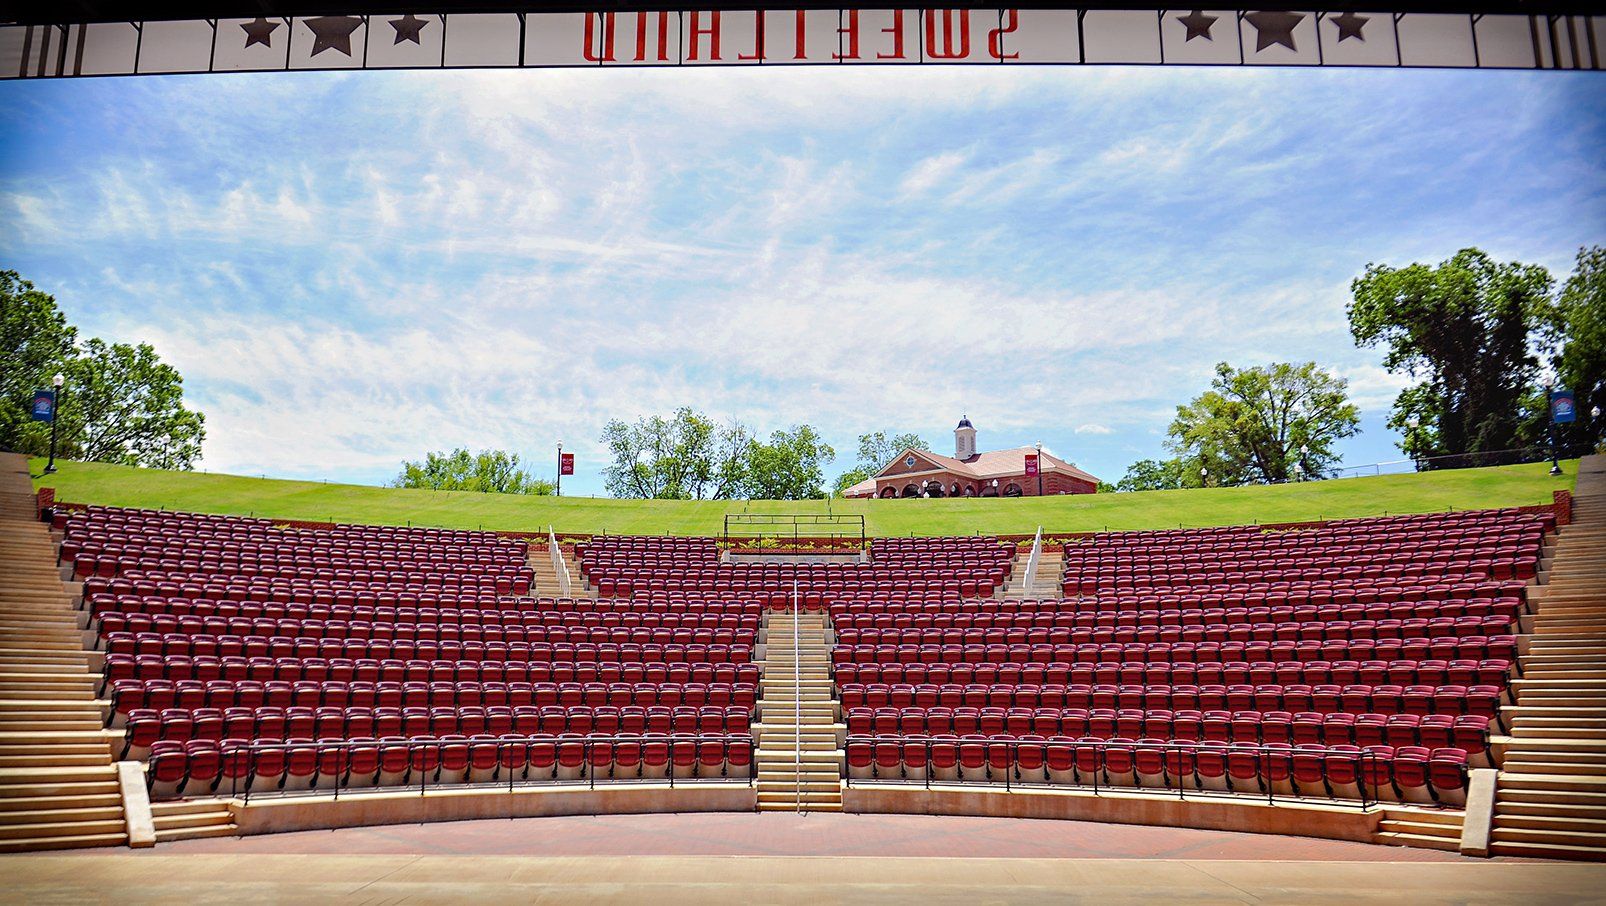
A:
[843,784,1382,843]
[228,782,755,836]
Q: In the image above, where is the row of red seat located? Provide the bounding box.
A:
[836,658,1512,688]
[835,616,1512,646]
[110,680,760,717]
[103,654,760,686]
[106,634,754,663]
[96,616,757,647]
[74,557,534,585]
[825,582,1528,613]
[831,600,1522,630]
[125,704,753,751]
[843,736,1469,803]
[843,708,1490,754]
[833,635,1517,664]
[150,733,756,795]
[836,682,1500,717]
[89,597,761,629]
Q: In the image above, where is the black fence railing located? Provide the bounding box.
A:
[184,735,755,803]
[842,736,1456,811]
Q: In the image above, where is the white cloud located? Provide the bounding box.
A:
[1075,424,1114,435]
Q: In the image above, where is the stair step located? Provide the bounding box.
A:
[0,817,127,841]
[0,831,128,853]
[154,823,237,842]
[1374,831,1462,851]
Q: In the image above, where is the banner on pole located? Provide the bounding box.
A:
[560,452,575,475]
[1024,453,1039,477]
[1551,388,1577,424]
[29,389,55,423]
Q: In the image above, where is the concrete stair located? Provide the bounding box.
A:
[527,543,593,599]
[1000,550,1064,599]
[0,452,129,852]
[1490,454,1606,862]
[1374,807,1464,851]
[753,610,842,813]
[150,798,237,842]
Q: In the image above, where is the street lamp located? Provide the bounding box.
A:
[44,372,64,474]
[1199,466,1208,488]
[1034,441,1043,496]
[556,441,563,497]
[1544,382,1562,476]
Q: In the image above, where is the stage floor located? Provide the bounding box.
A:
[6,813,1601,904]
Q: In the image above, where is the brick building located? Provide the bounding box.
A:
[842,418,1101,499]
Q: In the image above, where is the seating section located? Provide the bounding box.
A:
[61,507,755,796]
[578,535,1012,604]
[839,510,1553,807]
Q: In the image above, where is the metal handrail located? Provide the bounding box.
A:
[549,526,572,597]
[1021,526,1043,597]
[201,734,756,803]
[839,735,1455,811]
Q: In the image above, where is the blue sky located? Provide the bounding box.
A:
[1,65,1603,495]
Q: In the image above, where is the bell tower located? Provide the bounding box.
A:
[954,416,977,460]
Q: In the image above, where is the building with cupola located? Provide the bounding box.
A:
[841,417,1101,499]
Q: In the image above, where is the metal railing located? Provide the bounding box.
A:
[548,526,572,597]
[1021,526,1043,597]
[195,735,755,803]
[841,736,1445,811]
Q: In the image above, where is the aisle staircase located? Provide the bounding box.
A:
[753,609,842,812]
[0,452,127,851]
[528,539,592,599]
[1002,547,1063,599]
[1490,454,1606,861]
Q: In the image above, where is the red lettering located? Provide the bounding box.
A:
[583,12,616,63]
[738,12,765,61]
[631,11,671,62]
[989,9,1020,60]
[793,10,807,60]
[687,10,720,61]
[877,9,906,60]
[924,9,971,60]
[835,9,860,60]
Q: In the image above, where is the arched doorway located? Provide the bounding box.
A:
[878,487,897,499]
[925,480,945,498]
[950,482,962,497]
[963,485,977,498]
[901,484,920,498]
[980,485,999,498]
[1003,483,1023,497]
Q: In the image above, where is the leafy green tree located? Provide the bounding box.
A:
[0,271,79,456]
[392,448,555,495]
[61,339,207,470]
[833,430,930,494]
[744,425,836,499]
[1349,248,1556,462]
[1537,246,1606,456]
[1166,362,1360,485]
[1115,458,1186,492]
[600,408,750,499]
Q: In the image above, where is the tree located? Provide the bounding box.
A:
[833,430,931,494]
[1,272,205,469]
[0,271,78,457]
[1115,458,1186,492]
[1165,362,1360,485]
[1349,248,1556,463]
[744,425,836,500]
[58,339,207,470]
[1541,246,1606,457]
[600,408,750,500]
[391,448,555,495]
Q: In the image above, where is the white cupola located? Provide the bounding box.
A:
[954,416,977,460]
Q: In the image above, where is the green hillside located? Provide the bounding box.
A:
[28,457,1577,537]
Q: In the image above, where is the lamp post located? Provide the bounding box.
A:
[556,441,563,497]
[44,372,64,474]
[1545,383,1562,476]
[1034,441,1043,496]
[1199,466,1208,488]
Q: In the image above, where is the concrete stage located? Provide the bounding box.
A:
[5,812,1601,903]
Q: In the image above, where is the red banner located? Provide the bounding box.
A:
[560,453,574,476]
[1024,453,1039,477]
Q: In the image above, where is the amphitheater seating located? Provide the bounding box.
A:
[62,507,758,798]
[836,510,1552,807]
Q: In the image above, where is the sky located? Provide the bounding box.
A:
[1,64,1603,496]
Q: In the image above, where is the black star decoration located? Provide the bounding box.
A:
[390,14,428,45]
[305,15,362,57]
[241,17,278,49]
[1244,10,1305,52]
[1176,10,1218,42]
[1330,11,1369,42]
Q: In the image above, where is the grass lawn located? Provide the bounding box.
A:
[29,457,1577,537]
